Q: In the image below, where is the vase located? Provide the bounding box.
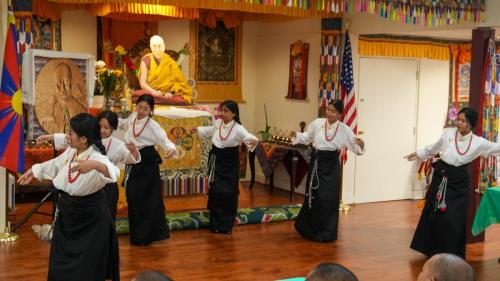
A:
[102,92,114,111]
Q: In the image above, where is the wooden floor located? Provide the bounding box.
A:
[1,182,499,281]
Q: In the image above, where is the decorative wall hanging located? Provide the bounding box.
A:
[358,35,450,61]
[287,41,309,100]
[36,0,344,19]
[190,20,242,103]
[319,18,342,113]
[447,44,471,127]
[31,16,61,51]
[479,39,500,193]
[346,0,485,26]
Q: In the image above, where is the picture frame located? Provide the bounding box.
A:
[287,40,309,100]
[189,20,242,103]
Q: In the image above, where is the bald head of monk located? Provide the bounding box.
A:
[417,253,475,281]
[150,35,166,60]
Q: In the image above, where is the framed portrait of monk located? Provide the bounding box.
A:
[190,20,243,103]
[22,49,95,139]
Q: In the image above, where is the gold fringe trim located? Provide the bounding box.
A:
[359,37,450,61]
[45,0,342,18]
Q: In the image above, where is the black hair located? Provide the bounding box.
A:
[97,110,118,130]
[458,107,478,129]
[306,263,358,281]
[70,113,106,155]
[137,94,155,115]
[328,99,344,114]
[220,100,241,124]
[133,270,174,281]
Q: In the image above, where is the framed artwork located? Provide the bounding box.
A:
[287,41,309,100]
[457,63,470,103]
[31,16,62,51]
[190,20,242,103]
[22,50,95,139]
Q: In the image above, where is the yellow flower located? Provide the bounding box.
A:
[115,45,126,56]
[114,69,123,77]
[96,69,106,74]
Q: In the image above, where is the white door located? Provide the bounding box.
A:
[354,57,418,203]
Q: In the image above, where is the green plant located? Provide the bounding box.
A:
[257,104,271,140]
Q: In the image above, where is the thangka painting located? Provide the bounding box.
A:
[479,42,500,193]
[447,44,471,127]
[32,16,62,51]
[457,64,470,103]
[196,21,236,82]
[287,41,309,100]
[15,15,61,54]
[189,20,242,103]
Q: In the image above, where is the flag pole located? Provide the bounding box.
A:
[0,167,19,242]
[338,15,352,213]
[0,0,20,242]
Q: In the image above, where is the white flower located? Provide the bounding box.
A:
[95,60,106,69]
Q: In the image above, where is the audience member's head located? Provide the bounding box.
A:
[132,270,173,281]
[417,253,475,281]
[305,263,358,281]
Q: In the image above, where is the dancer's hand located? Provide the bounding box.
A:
[354,137,364,150]
[125,142,136,154]
[70,160,99,174]
[404,152,418,161]
[18,169,34,185]
[36,134,53,145]
[248,139,258,147]
[164,149,177,160]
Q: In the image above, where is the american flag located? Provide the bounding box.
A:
[339,32,357,164]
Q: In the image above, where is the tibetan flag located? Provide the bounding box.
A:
[0,7,24,173]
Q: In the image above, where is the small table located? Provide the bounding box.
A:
[249,142,310,201]
[472,187,500,263]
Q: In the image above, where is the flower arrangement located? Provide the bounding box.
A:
[95,60,125,109]
[105,40,138,75]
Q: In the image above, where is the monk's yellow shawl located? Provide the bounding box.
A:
[140,53,192,103]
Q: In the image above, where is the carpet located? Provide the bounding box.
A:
[115,204,301,235]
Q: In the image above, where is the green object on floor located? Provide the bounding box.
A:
[472,187,500,236]
[116,204,301,235]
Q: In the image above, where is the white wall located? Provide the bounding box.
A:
[158,20,190,79]
[250,19,321,194]
[61,11,97,57]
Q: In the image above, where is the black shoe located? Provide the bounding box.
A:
[211,229,232,235]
